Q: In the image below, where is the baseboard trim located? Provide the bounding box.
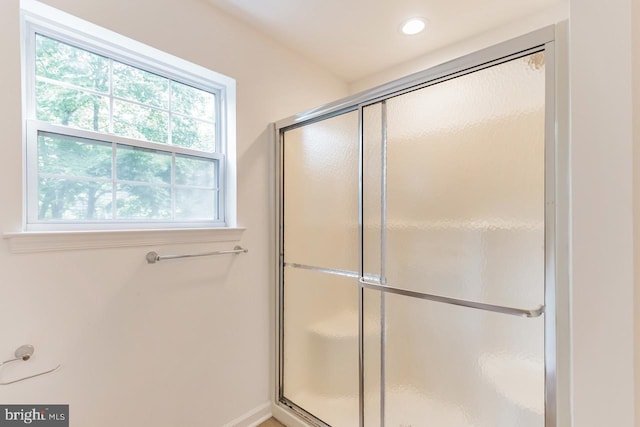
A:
[222,402,272,427]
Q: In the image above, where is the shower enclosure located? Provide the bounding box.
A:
[275,27,559,427]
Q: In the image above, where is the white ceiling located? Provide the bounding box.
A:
[206,0,565,82]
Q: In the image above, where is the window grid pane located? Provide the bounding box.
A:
[36,131,219,222]
[116,183,172,220]
[36,80,110,133]
[34,33,218,153]
[112,61,169,109]
[116,145,172,185]
[35,34,109,93]
[112,99,169,144]
[171,80,216,122]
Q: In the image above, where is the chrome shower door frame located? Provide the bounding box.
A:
[274,25,566,427]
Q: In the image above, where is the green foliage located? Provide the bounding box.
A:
[36,81,110,132]
[116,146,172,184]
[34,34,218,222]
[171,115,215,151]
[38,134,112,220]
[36,35,109,93]
[113,100,169,144]
[113,62,169,108]
[171,80,215,120]
[116,184,172,219]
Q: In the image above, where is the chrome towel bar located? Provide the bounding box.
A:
[146,245,248,264]
[359,278,544,318]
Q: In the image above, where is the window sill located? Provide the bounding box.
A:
[3,227,246,254]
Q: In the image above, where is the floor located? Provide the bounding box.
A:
[258,418,286,427]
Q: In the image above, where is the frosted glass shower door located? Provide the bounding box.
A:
[362,52,547,427]
[280,111,361,426]
[277,35,555,427]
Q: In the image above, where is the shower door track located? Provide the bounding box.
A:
[274,24,562,427]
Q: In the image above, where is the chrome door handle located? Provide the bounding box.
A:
[359,278,544,318]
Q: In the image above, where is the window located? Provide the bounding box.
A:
[21,1,236,231]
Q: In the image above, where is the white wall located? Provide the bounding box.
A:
[0,0,347,426]
[570,1,634,427]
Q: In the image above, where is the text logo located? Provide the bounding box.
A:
[0,406,68,426]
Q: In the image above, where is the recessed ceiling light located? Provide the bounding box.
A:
[401,18,426,36]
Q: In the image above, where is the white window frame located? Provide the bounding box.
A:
[20,0,237,232]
